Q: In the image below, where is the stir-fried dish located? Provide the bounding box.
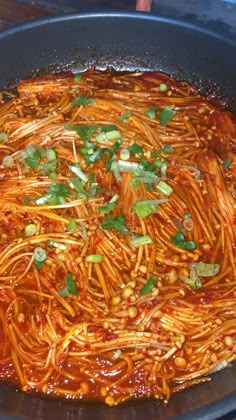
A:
[0,70,235,405]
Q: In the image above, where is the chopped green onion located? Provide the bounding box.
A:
[101,214,130,235]
[110,160,121,181]
[68,219,77,233]
[66,124,98,142]
[132,199,168,219]
[145,105,159,119]
[223,156,233,169]
[46,148,56,162]
[129,144,144,156]
[101,125,117,133]
[171,232,198,250]
[58,273,78,297]
[140,276,156,295]
[71,96,95,106]
[156,180,173,196]
[115,160,144,174]
[99,202,116,213]
[183,212,191,219]
[48,240,67,250]
[159,83,167,92]
[130,235,153,248]
[154,159,164,169]
[160,106,176,125]
[171,231,198,250]
[151,150,159,158]
[160,162,168,178]
[85,254,103,263]
[74,74,82,82]
[0,132,7,141]
[34,183,70,206]
[180,274,202,290]
[120,148,130,161]
[33,246,47,269]
[118,110,133,122]
[68,163,88,183]
[99,193,119,214]
[175,164,201,180]
[69,178,90,199]
[25,223,37,237]
[22,144,42,169]
[161,145,174,154]
[191,262,220,277]
[96,129,121,143]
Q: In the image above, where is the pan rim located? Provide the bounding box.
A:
[0,10,235,48]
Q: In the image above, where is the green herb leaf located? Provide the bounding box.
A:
[145,106,159,119]
[101,214,130,235]
[129,144,144,156]
[133,199,169,219]
[140,277,157,295]
[160,106,176,125]
[72,96,95,106]
[68,219,77,232]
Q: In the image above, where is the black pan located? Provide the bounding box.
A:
[0,12,235,420]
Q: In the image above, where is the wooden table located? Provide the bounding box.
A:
[0,0,152,31]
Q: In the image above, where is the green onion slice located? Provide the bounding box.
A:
[85,254,103,263]
[48,240,67,250]
[159,83,167,92]
[132,199,169,219]
[58,273,78,297]
[145,106,159,119]
[68,163,88,183]
[223,156,233,169]
[129,144,144,156]
[68,219,77,232]
[160,106,176,125]
[74,74,82,82]
[25,223,37,237]
[191,262,220,277]
[33,247,47,269]
[175,164,201,180]
[156,180,173,196]
[130,235,153,248]
[140,276,157,295]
